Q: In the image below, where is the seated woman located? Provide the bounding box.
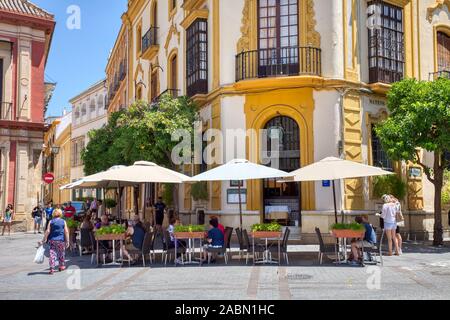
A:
[167,217,186,264]
[201,219,225,263]
[122,219,146,264]
[210,216,225,235]
[80,214,94,231]
[350,215,377,265]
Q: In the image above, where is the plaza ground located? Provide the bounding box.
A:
[1,233,450,300]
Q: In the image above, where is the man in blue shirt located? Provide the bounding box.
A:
[351,215,377,265]
[44,202,54,231]
[202,219,224,263]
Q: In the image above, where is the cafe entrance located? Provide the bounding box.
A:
[262,116,301,228]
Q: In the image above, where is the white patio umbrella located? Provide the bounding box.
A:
[191,159,293,230]
[102,161,192,184]
[59,165,127,190]
[62,162,191,220]
[282,157,394,223]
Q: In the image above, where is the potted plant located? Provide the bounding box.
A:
[330,222,365,238]
[373,174,407,201]
[104,198,117,215]
[94,224,127,240]
[173,224,206,239]
[251,222,283,238]
[64,218,80,245]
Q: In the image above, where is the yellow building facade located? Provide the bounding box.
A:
[52,112,72,205]
[108,0,449,236]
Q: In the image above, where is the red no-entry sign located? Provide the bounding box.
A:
[43,173,55,184]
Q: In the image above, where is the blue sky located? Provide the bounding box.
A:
[32,0,127,117]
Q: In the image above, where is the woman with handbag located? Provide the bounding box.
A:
[42,209,70,274]
[381,195,400,256]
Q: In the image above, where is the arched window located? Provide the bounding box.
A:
[81,104,87,117]
[169,53,178,91]
[89,99,96,116]
[97,94,104,111]
[136,24,142,57]
[437,31,450,72]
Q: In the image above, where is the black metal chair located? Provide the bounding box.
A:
[206,227,233,264]
[235,228,250,264]
[162,230,186,266]
[243,229,265,261]
[364,228,384,266]
[315,227,338,265]
[77,229,96,264]
[122,231,154,267]
[269,227,291,265]
[225,226,233,254]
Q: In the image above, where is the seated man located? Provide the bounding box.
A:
[350,215,377,265]
[202,219,224,263]
[122,219,146,264]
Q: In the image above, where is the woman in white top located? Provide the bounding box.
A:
[390,195,403,255]
[381,195,400,256]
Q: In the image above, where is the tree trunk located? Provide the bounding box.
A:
[433,156,444,246]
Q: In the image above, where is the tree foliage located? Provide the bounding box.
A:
[375,78,450,245]
[82,111,126,175]
[82,94,198,175]
[372,175,407,200]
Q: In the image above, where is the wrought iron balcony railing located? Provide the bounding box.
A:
[235,46,322,82]
[429,70,450,81]
[142,27,158,54]
[151,89,180,104]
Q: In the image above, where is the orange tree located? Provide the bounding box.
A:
[376,78,450,246]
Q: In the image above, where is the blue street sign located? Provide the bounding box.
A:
[322,180,331,187]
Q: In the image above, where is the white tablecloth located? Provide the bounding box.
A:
[265,206,290,214]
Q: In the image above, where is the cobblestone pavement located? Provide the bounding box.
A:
[1,233,450,300]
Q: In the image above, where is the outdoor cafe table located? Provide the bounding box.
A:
[174,232,205,266]
[94,233,126,266]
[331,230,365,267]
[252,231,282,265]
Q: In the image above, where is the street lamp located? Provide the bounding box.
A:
[51,146,60,155]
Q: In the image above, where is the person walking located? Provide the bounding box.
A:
[44,202,54,231]
[381,195,400,256]
[1,204,14,236]
[43,209,69,274]
[32,204,43,234]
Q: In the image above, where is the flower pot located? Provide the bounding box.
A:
[331,229,365,238]
[174,231,205,239]
[251,231,282,239]
[94,233,126,241]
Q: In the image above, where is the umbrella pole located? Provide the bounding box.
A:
[332,180,338,224]
[238,182,243,230]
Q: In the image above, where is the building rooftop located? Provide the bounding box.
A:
[0,0,54,20]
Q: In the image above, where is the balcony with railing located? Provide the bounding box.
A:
[141,27,159,60]
[151,89,180,104]
[429,70,450,81]
[0,102,13,121]
[119,60,126,81]
[235,46,321,82]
